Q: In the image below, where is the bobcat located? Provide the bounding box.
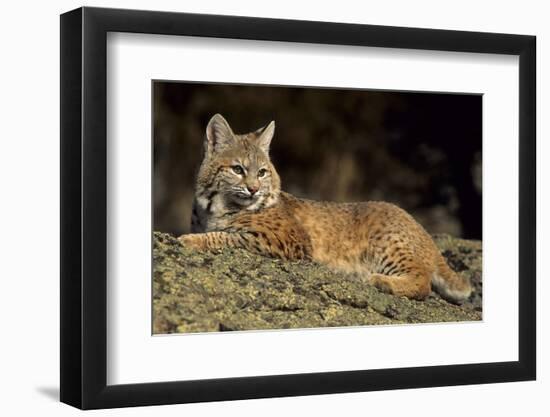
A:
[179,114,472,303]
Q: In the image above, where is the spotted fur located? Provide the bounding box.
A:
[179,114,472,303]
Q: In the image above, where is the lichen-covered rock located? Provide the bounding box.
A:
[153,232,482,334]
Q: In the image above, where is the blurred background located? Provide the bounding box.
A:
[153,82,482,239]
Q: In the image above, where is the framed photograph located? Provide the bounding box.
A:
[60,6,536,409]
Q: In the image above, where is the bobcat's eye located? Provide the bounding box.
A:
[231,165,244,175]
[258,168,267,178]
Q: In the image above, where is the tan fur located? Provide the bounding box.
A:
[179,114,472,303]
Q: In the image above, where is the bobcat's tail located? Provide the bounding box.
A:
[431,254,472,304]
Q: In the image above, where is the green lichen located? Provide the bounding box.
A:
[153,232,482,334]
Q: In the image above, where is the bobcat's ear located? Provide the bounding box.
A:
[205,114,236,155]
[255,121,275,153]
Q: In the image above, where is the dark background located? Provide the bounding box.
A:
[153,82,482,239]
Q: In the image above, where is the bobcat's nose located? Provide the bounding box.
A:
[247,185,259,195]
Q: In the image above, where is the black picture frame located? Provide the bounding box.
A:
[60,6,536,410]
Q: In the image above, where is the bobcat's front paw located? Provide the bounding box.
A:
[178,234,206,250]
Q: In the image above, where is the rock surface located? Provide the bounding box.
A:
[153,232,482,334]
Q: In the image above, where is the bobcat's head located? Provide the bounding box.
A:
[194,114,281,215]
